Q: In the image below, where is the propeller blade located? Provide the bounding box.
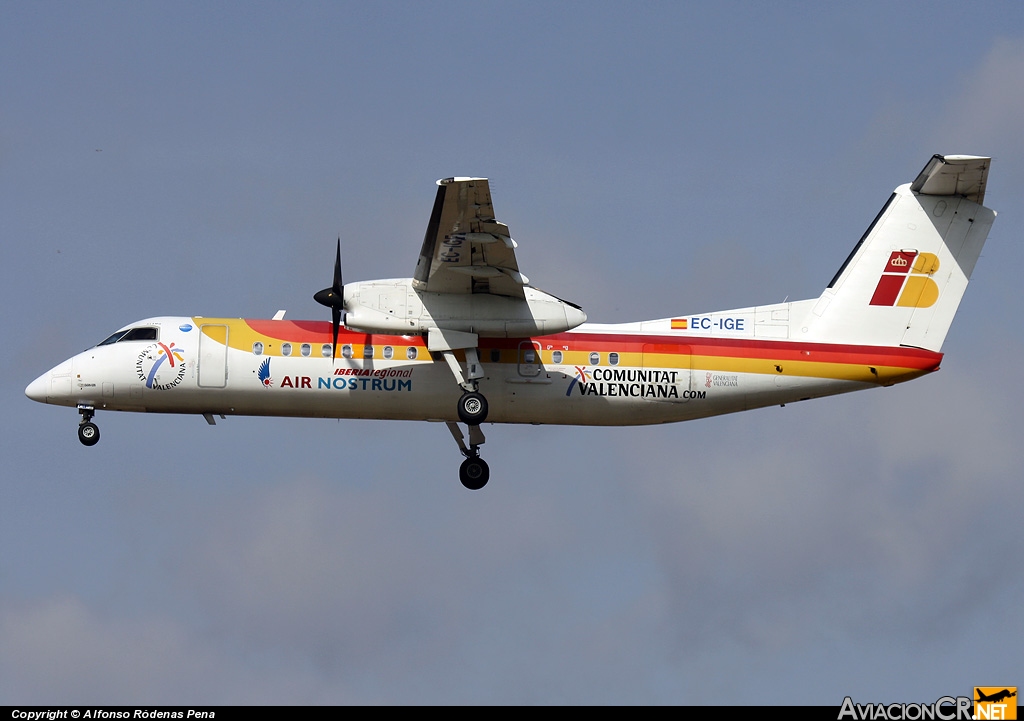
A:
[333,238,342,295]
[314,240,345,310]
[314,239,345,364]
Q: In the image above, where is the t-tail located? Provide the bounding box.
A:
[802,155,995,352]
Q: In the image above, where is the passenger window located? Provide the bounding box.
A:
[281,343,292,357]
[406,346,418,360]
[300,343,311,357]
[609,352,619,366]
[383,346,393,360]
[321,344,333,358]
[589,352,600,365]
[253,342,264,355]
[363,345,374,358]
[552,350,563,364]
[342,344,353,359]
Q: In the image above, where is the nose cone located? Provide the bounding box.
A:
[25,371,50,403]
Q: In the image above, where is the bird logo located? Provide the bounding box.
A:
[258,357,273,387]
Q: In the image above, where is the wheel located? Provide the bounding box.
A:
[459,457,490,490]
[457,391,488,424]
[78,422,100,446]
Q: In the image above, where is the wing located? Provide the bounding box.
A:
[412,177,528,298]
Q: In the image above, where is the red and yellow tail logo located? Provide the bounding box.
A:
[869,251,941,308]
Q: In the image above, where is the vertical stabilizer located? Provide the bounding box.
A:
[802,155,995,352]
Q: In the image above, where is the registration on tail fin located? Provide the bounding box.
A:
[804,155,995,352]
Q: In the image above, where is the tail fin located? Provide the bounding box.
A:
[804,155,995,352]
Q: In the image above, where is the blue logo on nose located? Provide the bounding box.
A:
[179,323,193,332]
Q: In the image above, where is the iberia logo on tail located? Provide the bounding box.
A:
[870,251,941,308]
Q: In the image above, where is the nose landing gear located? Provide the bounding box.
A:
[447,421,490,490]
[459,454,489,490]
[77,404,100,446]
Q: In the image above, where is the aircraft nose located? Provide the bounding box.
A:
[25,371,50,403]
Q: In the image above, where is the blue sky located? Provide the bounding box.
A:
[2,1,1023,704]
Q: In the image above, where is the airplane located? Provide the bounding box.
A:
[976,689,1017,704]
[25,154,995,490]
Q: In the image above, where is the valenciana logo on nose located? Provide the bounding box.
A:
[135,342,186,390]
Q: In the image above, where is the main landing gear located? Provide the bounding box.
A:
[430,331,491,489]
[447,422,489,490]
[77,404,100,446]
[446,348,489,489]
[457,390,488,425]
[439,345,489,424]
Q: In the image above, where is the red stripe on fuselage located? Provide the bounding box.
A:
[240,320,942,371]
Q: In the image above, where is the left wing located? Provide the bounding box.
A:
[412,177,528,298]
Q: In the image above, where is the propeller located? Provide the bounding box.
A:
[313,238,345,362]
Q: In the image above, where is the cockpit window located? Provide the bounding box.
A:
[98,331,129,346]
[97,327,159,346]
[121,327,158,341]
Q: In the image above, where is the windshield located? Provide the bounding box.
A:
[97,327,158,346]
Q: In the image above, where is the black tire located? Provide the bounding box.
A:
[457,391,488,425]
[459,457,490,490]
[78,422,100,446]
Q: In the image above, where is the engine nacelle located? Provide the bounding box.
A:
[343,279,586,337]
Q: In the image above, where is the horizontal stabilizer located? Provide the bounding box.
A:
[910,154,990,205]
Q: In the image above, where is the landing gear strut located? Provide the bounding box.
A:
[430,330,492,489]
[447,422,490,490]
[78,405,100,446]
[439,345,489,424]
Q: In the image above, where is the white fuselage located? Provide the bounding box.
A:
[25,310,942,428]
